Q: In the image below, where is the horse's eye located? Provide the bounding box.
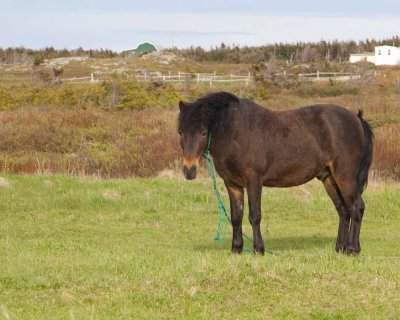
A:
[201,131,208,137]
[178,131,182,136]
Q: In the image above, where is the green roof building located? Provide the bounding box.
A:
[122,42,158,56]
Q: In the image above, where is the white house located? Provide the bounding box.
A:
[350,45,400,66]
[349,52,375,64]
[374,45,400,66]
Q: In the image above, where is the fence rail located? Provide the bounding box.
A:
[122,72,253,85]
[0,71,364,85]
[77,71,362,84]
[298,72,361,82]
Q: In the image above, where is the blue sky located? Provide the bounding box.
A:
[1,0,400,51]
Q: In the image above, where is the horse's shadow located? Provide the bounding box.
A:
[266,235,334,251]
[194,235,334,253]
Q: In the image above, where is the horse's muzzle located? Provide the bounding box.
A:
[183,165,197,180]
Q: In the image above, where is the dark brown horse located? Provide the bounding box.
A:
[178,92,373,255]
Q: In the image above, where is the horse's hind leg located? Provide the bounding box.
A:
[346,196,365,255]
[322,176,350,252]
[329,171,364,255]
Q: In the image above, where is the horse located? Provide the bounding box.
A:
[177,92,373,255]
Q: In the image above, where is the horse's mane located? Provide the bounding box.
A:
[179,91,240,135]
[194,91,240,110]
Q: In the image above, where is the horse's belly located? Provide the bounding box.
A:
[263,176,314,187]
[262,165,324,187]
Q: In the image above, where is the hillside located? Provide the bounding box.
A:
[0,49,400,179]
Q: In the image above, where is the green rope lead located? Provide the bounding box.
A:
[203,134,252,253]
[203,133,276,255]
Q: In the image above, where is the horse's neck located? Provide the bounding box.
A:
[209,104,276,158]
[209,110,234,159]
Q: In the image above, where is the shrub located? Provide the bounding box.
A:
[0,81,183,111]
[373,123,400,179]
[293,81,358,98]
[0,109,180,177]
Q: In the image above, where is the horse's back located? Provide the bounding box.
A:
[291,104,364,153]
[262,104,364,187]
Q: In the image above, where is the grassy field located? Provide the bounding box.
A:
[1,174,400,319]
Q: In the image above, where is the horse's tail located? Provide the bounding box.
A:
[356,110,374,195]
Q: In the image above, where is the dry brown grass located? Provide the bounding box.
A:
[0,108,180,177]
[373,123,400,179]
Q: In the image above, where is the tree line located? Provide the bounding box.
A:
[167,36,400,64]
[1,36,399,65]
[0,46,117,64]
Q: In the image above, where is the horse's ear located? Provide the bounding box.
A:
[179,101,187,111]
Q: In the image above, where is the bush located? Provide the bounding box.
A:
[0,81,183,111]
[373,123,400,179]
[293,81,358,98]
[0,109,180,177]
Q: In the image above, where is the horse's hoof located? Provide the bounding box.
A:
[231,247,243,254]
[335,244,346,253]
[344,245,360,256]
[253,247,265,256]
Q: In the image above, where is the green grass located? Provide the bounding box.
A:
[1,174,400,319]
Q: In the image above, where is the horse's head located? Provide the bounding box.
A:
[177,92,239,180]
[177,101,209,180]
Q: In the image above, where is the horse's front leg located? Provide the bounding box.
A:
[247,178,265,255]
[225,182,244,254]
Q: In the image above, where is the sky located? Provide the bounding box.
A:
[1,0,400,51]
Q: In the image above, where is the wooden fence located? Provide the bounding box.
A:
[0,71,364,85]
[61,71,361,85]
[298,72,361,82]
[60,71,253,86]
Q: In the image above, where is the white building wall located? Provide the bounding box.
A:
[375,46,400,66]
[366,55,376,64]
[349,54,375,64]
